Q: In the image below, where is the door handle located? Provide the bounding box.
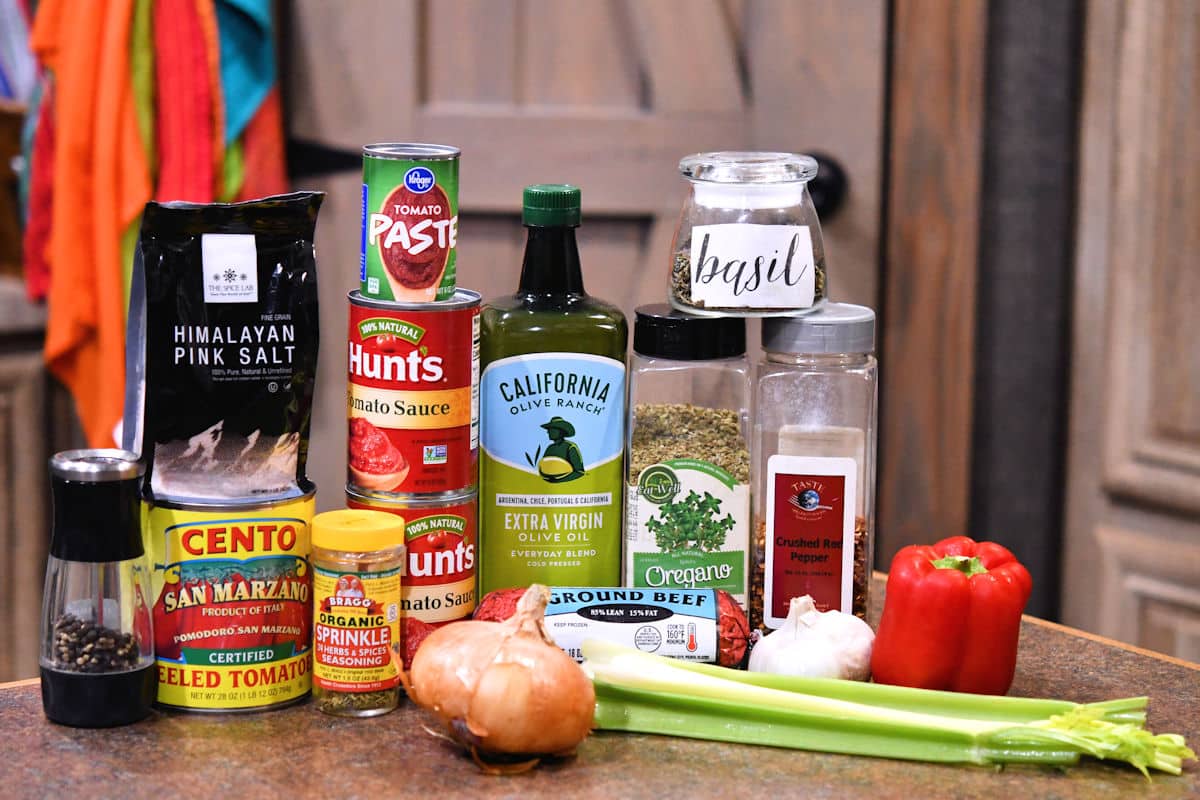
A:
[808,152,849,221]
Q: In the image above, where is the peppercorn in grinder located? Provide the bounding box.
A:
[40,450,157,727]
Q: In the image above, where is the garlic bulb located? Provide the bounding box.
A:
[748,595,875,680]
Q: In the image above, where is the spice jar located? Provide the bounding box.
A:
[40,450,156,727]
[625,304,752,609]
[751,303,877,629]
[311,509,405,717]
[669,152,827,316]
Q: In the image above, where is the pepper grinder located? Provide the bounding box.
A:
[40,449,157,726]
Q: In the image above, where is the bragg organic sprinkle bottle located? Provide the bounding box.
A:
[311,509,405,717]
[478,185,628,595]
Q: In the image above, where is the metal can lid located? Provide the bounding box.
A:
[50,449,144,483]
[363,143,461,161]
[346,486,478,509]
[348,288,481,312]
[762,302,876,355]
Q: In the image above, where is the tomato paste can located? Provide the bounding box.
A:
[345,489,477,665]
[347,289,480,498]
[141,486,315,712]
[361,143,460,303]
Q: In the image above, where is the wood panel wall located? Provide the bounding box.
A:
[1063,0,1200,660]
[878,0,987,564]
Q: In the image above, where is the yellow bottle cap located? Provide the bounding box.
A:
[312,509,405,552]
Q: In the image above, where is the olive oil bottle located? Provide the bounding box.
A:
[479,185,628,594]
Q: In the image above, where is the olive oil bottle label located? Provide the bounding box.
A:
[480,353,626,593]
[625,459,749,609]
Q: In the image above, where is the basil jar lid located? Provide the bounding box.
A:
[680,152,817,210]
[762,302,876,355]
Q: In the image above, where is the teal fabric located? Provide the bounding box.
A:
[216,0,273,144]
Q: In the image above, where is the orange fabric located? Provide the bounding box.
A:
[154,0,214,201]
[235,86,288,201]
[32,0,151,447]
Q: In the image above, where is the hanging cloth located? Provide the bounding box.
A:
[21,80,52,301]
[31,0,152,447]
[216,0,273,144]
[235,85,287,200]
[153,0,218,201]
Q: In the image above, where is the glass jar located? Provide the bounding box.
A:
[311,509,405,717]
[669,151,827,316]
[750,303,877,630]
[625,304,752,609]
[40,450,156,727]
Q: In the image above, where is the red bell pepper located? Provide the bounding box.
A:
[870,536,1033,695]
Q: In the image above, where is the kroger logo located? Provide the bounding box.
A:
[404,166,436,193]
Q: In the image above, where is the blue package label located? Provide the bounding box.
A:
[540,587,719,662]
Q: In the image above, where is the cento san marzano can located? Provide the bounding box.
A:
[347,289,480,497]
[141,488,315,712]
[345,489,477,666]
[361,143,460,303]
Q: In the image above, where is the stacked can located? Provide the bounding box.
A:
[348,143,480,667]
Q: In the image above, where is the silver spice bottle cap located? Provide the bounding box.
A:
[762,302,876,355]
[50,449,144,482]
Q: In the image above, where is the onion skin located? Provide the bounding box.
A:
[405,584,595,759]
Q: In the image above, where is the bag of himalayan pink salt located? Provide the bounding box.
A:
[124,192,324,502]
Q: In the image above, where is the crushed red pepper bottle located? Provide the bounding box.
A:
[751,303,877,630]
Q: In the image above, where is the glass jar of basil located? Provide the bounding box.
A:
[669,152,827,316]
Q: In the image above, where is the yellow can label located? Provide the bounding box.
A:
[313,565,401,691]
[144,496,314,709]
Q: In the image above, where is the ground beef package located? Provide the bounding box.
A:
[125,192,324,502]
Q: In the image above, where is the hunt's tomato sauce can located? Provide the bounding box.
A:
[345,489,477,668]
[142,488,315,711]
[347,289,480,498]
[361,143,459,303]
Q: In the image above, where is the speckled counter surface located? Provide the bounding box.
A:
[2,585,1196,800]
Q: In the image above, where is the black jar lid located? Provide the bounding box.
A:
[49,449,145,562]
[634,304,746,360]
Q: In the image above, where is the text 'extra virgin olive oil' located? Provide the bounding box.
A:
[479,185,628,594]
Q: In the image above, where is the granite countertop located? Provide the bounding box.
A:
[1,583,1196,799]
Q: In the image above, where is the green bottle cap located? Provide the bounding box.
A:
[522,184,581,227]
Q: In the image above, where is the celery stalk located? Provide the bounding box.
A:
[668,657,1146,726]
[581,640,1195,776]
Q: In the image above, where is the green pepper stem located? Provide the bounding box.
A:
[931,554,988,576]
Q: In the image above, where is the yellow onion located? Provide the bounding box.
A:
[404,584,594,769]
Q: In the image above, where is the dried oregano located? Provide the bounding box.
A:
[629,403,749,483]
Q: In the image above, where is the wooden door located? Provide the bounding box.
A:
[284,0,887,512]
[1063,0,1200,660]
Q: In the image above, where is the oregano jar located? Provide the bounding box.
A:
[669,152,827,316]
[624,304,751,610]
